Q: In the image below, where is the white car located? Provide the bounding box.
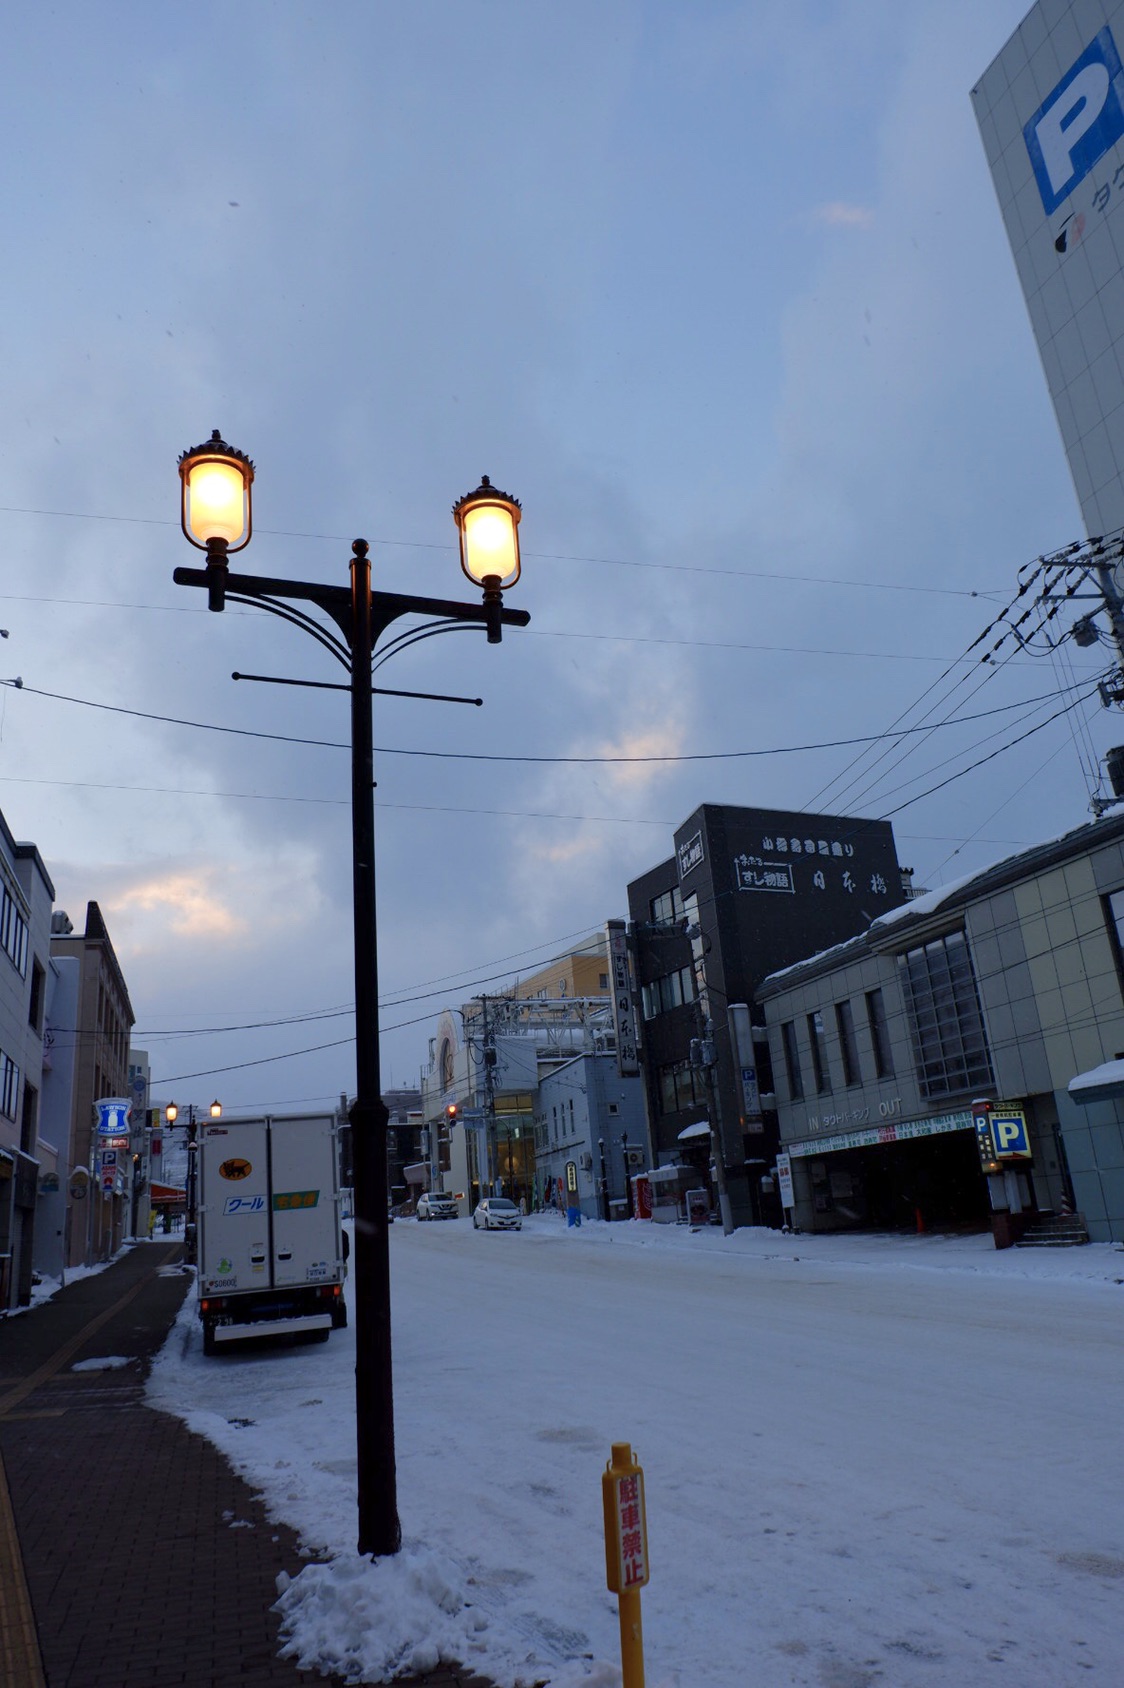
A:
[416,1191,459,1221]
[473,1197,523,1231]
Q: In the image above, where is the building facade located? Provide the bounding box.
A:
[758,811,1124,1243]
[534,1051,649,1220]
[0,819,55,1310]
[627,804,908,1226]
[418,937,646,1214]
[50,902,136,1266]
[974,0,1124,540]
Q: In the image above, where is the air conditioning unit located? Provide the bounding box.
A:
[579,1152,593,1171]
[625,1148,645,1167]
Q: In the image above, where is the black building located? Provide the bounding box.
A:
[627,803,906,1224]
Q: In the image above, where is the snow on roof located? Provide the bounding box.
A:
[677,1120,711,1141]
[762,812,1124,995]
[1068,1059,1124,1103]
[867,867,985,929]
[761,930,868,988]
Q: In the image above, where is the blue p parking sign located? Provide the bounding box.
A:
[1024,27,1124,215]
[991,1110,1031,1160]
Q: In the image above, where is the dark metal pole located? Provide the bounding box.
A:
[173,527,530,1562]
[348,539,400,1558]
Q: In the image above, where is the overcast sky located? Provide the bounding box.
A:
[0,1,1107,1111]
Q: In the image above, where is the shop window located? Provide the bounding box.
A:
[835,1000,861,1087]
[897,930,993,1098]
[807,1011,831,1094]
[780,1021,803,1101]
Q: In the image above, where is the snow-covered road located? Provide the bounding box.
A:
[148,1220,1124,1686]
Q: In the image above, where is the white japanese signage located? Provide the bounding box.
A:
[606,920,640,1077]
[677,830,704,878]
[776,1152,794,1210]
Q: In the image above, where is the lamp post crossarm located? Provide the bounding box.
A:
[225,592,353,669]
[174,563,352,625]
[369,589,531,644]
[174,565,531,653]
[373,618,481,673]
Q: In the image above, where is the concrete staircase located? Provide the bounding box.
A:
[1014,1212,1090,1247]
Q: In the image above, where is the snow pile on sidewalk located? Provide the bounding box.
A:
[275,1549,485,1683]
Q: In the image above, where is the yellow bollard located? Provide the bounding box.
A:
[602,1441,648,1688]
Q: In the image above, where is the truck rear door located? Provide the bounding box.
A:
[268,1114,342,1288]
[199,1119,270,1294]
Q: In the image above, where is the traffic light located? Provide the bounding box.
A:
[446,1103,459,1125]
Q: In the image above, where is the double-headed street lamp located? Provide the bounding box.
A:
[174,432,529,1558]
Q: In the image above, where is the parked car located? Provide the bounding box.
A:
[473,1197,523,1231]
[416,1191,459,1221]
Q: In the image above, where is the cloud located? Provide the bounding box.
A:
[811,202,876,230]
[596,724,687,794]
[105,869,249,943]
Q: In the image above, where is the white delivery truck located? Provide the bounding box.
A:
[196,1112,348,1355]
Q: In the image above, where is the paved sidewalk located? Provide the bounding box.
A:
[0,1244,495,1688]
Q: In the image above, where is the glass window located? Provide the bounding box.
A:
[650,886,684,927]
[781,1021,803,1101]
[0,886,27,978]
[1105,891,1124,997]
[656,1059,704,1114]
[642,964,696,1019]
[835,1000,861,1086]
[897,931,993,1098]
[807,1011,831,1094]
[28,960,44,1034]
[866,988,893,1078]
[0,1049,20,1119]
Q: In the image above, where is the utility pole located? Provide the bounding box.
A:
[690,1018,734,1236]
[684,919,734,1236]
[1090,537,1124,671]
[481,996,497,1199]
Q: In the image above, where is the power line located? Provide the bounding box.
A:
[0,499,1002,598]
[1,678,1090,767]
[880,694,1094,818]
[137,925,606,1040]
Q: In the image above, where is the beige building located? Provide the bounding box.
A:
[509,940,610,1004]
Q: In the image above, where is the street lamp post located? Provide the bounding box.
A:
[173,432,529,1558]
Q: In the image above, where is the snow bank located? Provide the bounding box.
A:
[148,1217,1124,1687]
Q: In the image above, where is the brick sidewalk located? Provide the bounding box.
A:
[0,1245,495,1688]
